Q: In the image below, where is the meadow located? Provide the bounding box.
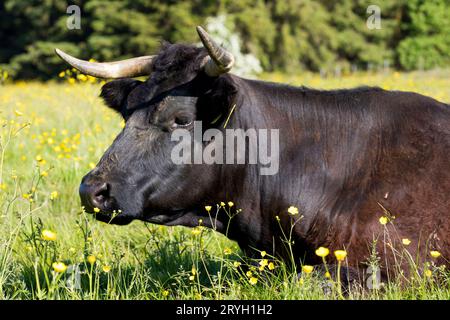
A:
[0,69,449,300]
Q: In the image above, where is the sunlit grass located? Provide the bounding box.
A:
[0,70,449,299]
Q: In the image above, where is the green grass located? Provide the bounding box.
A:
[0,70,449,299]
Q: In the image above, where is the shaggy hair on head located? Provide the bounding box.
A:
[150,42,207,84]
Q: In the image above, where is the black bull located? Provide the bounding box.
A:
[56,28,450,278]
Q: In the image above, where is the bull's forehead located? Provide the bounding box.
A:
[126,73,201,112]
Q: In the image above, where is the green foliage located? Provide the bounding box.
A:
[0,0,449,79]
[397,0,450,70]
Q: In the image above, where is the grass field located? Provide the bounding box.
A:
[0,70,449,299]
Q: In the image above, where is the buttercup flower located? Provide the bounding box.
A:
[379,216,388,225]
[223,247,232,255]
[87,255,96,264]
[430,251,441,259]
[315,247,330,258]
[302,265,314,274]
[402,238,411,246]
[287,206,299,215]
[259,259,269,268]
[50,191,58,200]
[205,205,212,212]
[52,262,67,273]
[102,265,111,273]
[228,201,234,207]
[93,207,100,213]
[41,229,57,241]
[334,250,347,262]
[261,251,267,257]
[249,277,258,285]
[268,262,275,270]
[233,261,241,268]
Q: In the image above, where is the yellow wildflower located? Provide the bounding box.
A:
[430,251,441,259]
[402,238,411,246]
[162,290,169,297]
[50,191,58,200]
[379,216,388,225]
[205,205,212,212]
[302,265,314,274]
[315,247,330,258]
[259,259,269,267]
[287,206,299,215]
[93,207,100,213]
[334,250,347,262]
[233,261,241,268]
[268,262,275,270]
[52,262,67,273]
[14,110,23,117]
[249,277,258,285]
[261,251,267,257]
[87,255,96,264]
[223,247,232,255]
[41,229,57,241]
[228,201,234,207]
[77,74,87,82]
[102,265,111,273]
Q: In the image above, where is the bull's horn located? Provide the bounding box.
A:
[196,26,235,77]
[55,48,155,79]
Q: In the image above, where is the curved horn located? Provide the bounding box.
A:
[55,48,155,79]
[196,26,235,77]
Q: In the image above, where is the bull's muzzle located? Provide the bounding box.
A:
[79,180,110,213]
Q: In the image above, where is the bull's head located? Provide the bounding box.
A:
[56,27,237,228]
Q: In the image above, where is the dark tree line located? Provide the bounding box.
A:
[0,0,448,79]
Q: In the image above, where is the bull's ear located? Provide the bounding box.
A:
[197,76,238,128]
[100,79,143,113]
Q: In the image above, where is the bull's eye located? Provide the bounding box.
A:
[172,116,193,128]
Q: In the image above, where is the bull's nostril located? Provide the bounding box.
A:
[93,182,109,204]
[94,183,109,196]
[80,181,111,212]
